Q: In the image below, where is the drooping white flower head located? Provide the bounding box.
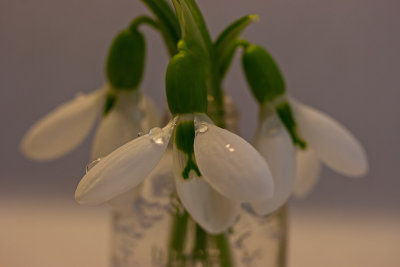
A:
[21,23,152,163]
[252,97,369,201]
[75,113,274,234]
[242,43,368,206]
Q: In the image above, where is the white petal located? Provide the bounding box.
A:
[293,148,322,198]
[194,115,274,202]
[75,121,175,205]
[20,87,106,161]
[291,99,368,177]
[251,115,296,215]
[174,148,240,234]
[108,150,175,210]
[91,92,143,159]
[91,91,162,160]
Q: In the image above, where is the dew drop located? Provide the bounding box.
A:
[137,131,144,137]
[225,144,235,152]
[149,127,165,145]
[86,158,102,173]
[197,122,208,134]
[262,117,281,136]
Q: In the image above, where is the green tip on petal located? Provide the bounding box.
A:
[103,91,118,116]
[166,47,208,115]
[242,44,286,104]
[275,101,307,149]
[174,120,202,179]
[106,29,146,90]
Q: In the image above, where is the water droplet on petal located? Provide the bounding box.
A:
[137,131,144,137]
[225,144,235,152]
[197,122,208,134]
[149,127,165,145]
[86,158,102,173]
[262,117,281,136]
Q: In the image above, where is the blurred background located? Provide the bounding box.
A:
[1,0,399,266]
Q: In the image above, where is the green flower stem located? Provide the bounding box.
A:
[215,233,234,267]
[141,0,181,56]
[129,16,160,32]
[167,210,189,267]
[192,224,208,262]
[236,39,251,49]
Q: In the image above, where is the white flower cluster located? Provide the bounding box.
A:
[21,88,368,234]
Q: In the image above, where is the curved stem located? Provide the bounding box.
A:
[129,15,160,32]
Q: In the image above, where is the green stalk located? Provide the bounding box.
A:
[167,210,189,267]
[141,0,181,56]
[192,224,208,262]
[215,233,234,267]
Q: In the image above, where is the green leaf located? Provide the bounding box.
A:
[172,0,213,60]
[215,15,258,78]
[141,0,181,56]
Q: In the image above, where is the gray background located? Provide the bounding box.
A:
[1,0,399,213]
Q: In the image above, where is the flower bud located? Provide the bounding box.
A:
[106,29,145,90]
[242,45,285,104]
[166,47,207,115]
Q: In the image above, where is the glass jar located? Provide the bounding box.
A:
[110,95,288,267]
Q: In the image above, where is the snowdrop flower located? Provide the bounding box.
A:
[242,44,368,203]
[75,47,275,234]
[21,26,159,162]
